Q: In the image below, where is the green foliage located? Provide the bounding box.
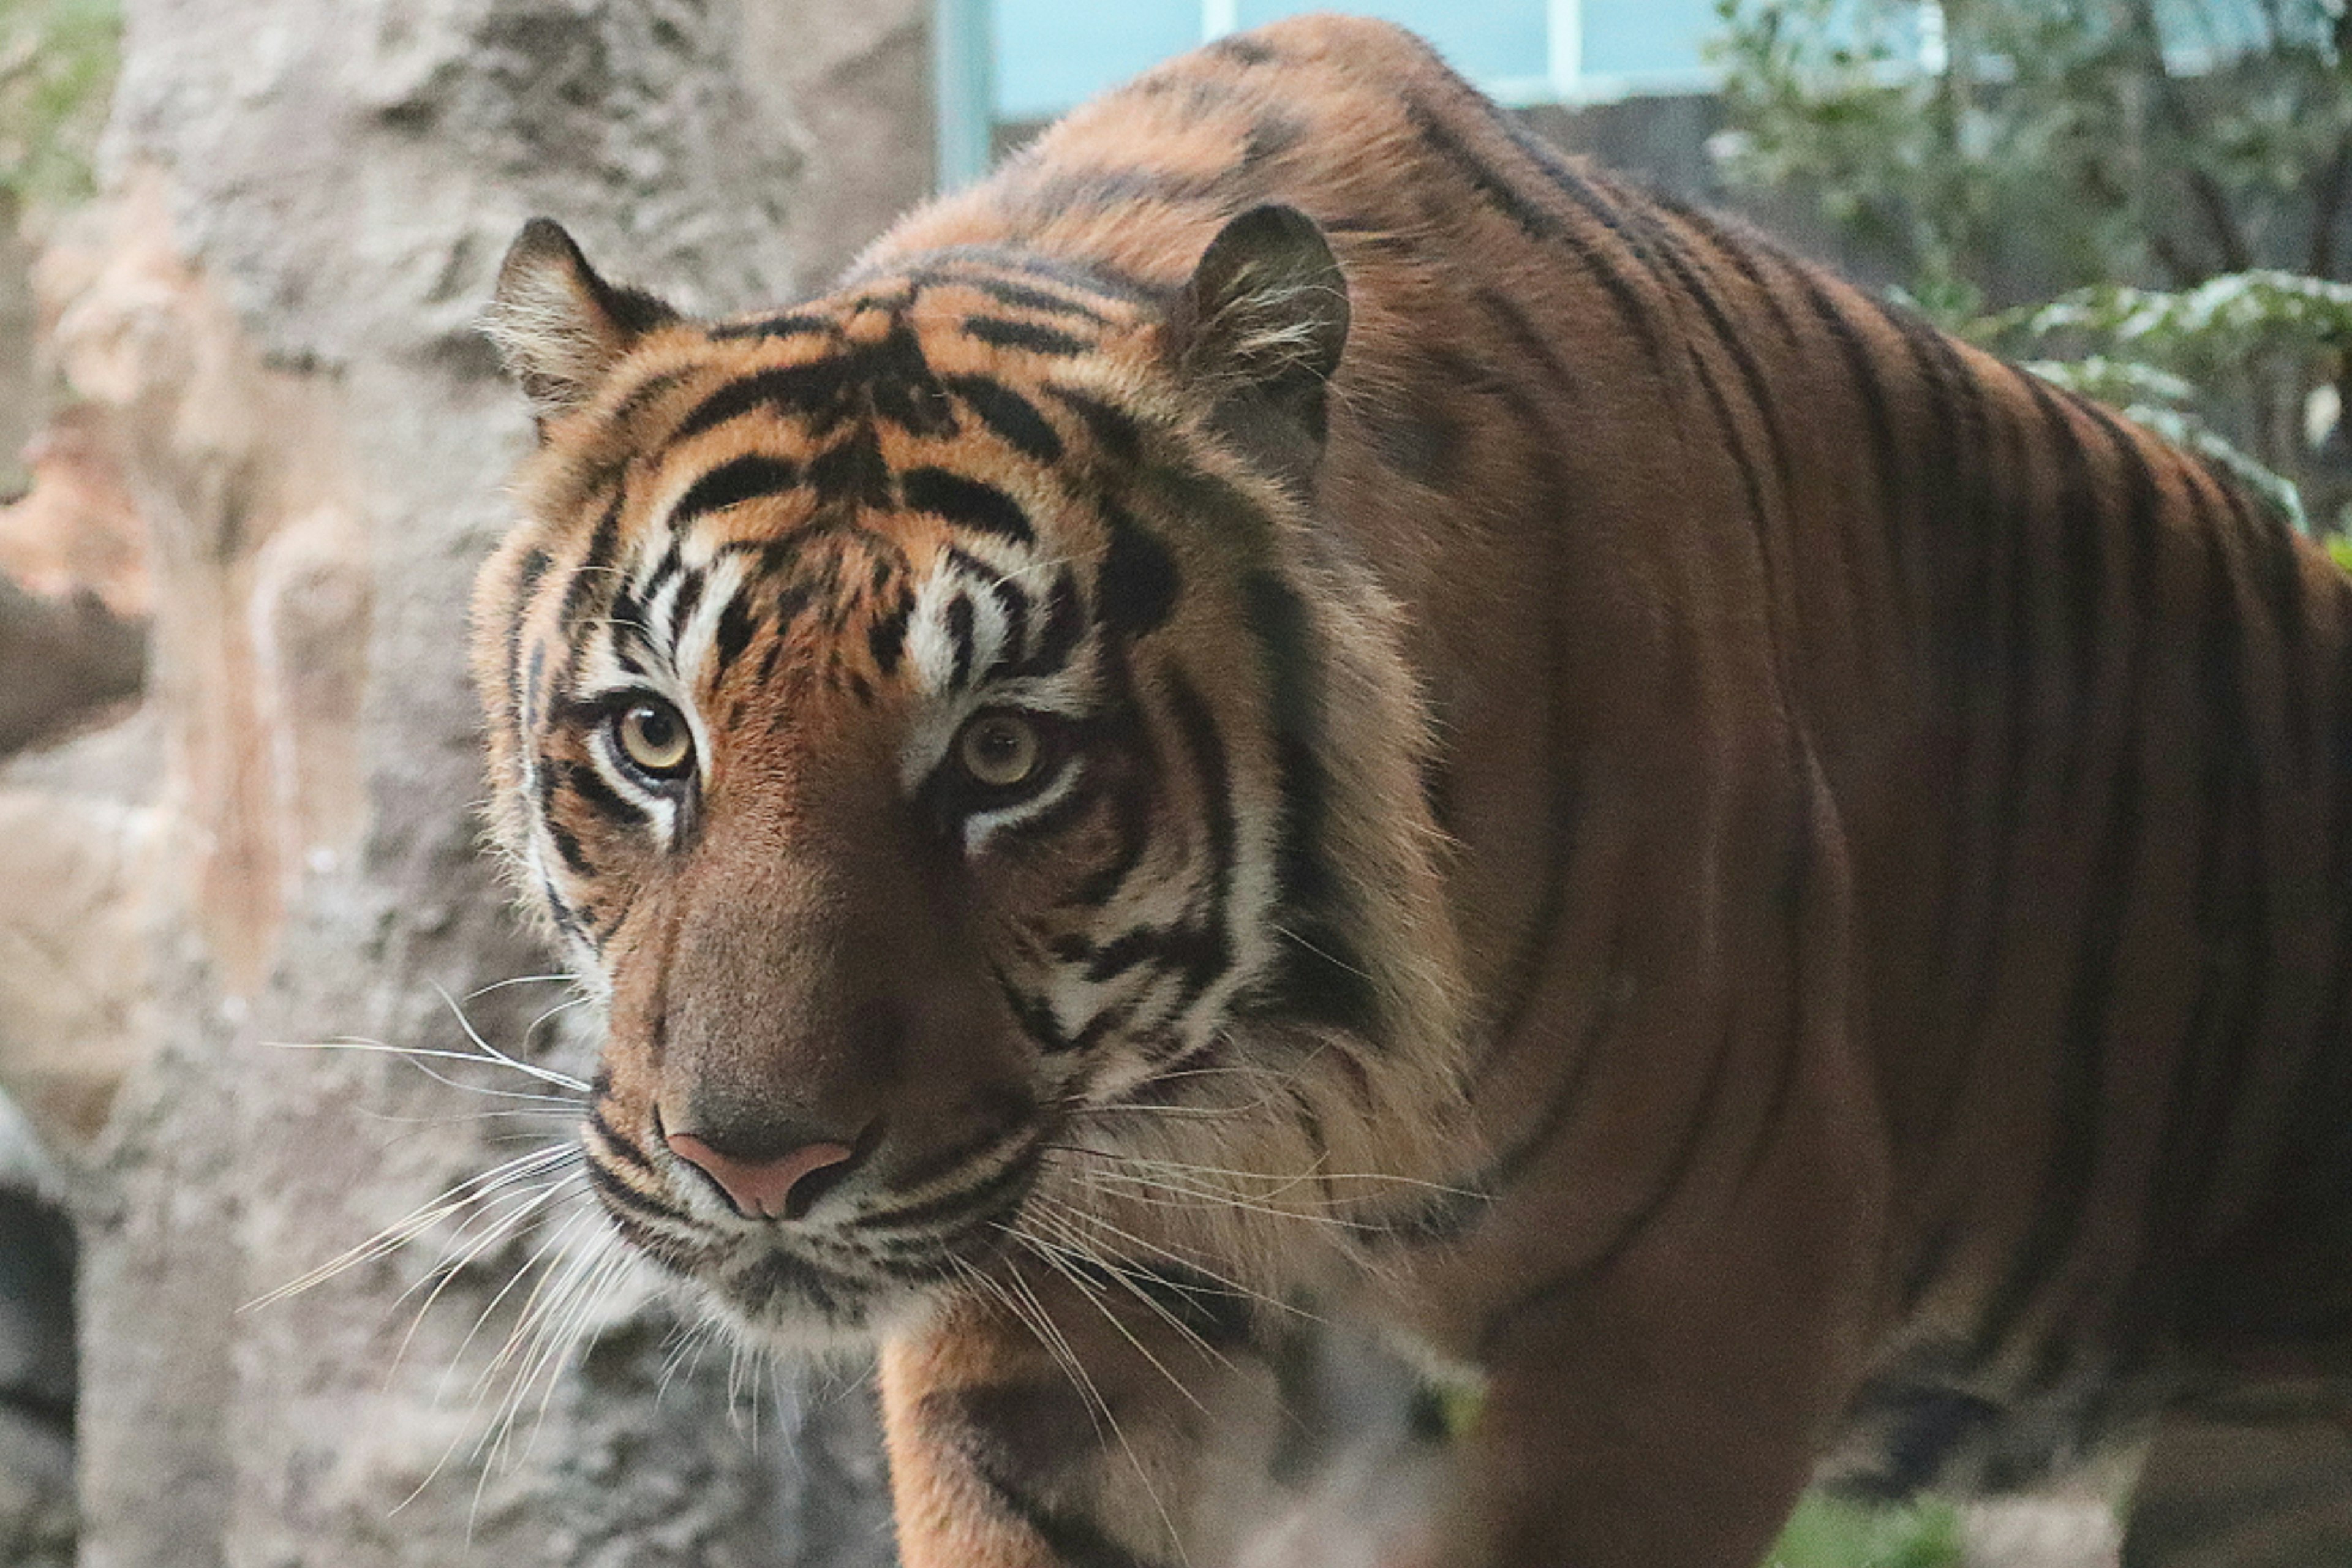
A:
[1980,271,2352,363]
[0,0,120,209]
[1712,0,2352,535]
[1769,1493,1964,1568]
[1713,0,2352,310]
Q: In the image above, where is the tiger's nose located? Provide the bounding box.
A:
[665,1128,864,1221]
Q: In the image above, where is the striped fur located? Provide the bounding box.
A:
[471,17,2352,1566]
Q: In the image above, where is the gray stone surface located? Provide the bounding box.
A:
[70,1,930,1562]
[0,197,36,494]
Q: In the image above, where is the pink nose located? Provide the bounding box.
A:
[665,1131,858,1221]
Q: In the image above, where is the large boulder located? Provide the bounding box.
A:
[53,1,930,1562]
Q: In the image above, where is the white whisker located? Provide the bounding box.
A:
[432,981,597,1094]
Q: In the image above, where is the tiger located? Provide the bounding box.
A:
[469,12,2352,1566]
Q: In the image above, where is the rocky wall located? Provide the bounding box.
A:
[51,1,932,1562]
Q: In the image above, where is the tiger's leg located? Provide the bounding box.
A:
[880,1264,1291,1568]
[1419,761,1889,1567]
[1430,1158,1883,1568]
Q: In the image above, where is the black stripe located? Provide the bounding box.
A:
[1077,924,1223,988]
[1005,569,1085,679]
[714,594,759,674]
[606,366,693,426]
[866,316,958,437]
[670,454,801,525]
[1617,187,1798,507]
[1163,671,1238,1007]
[972,1460,1173,1568]
[965,317,1092,356]
[864,1152,1039,1233]
[807,424,890,507]
[587,1104,655,1174]
[1049,389,1145,466]
[1479,1005,1743,1359]
[1096,501,1178,636]
[1001,974,1075,1054]
[1474,287,1581,397]
[1654,196,1801,345]
[1208,32,1277,64]
[1234,569,1379,1035]
[1467,922,1627,1193]
[1404,105,1668,375]
[945,595,977,690]
[1972,728,2143,1360]
[666,567,707,646]
[1072,690,1158,909]
[503,546,553,725]
[1790,271,1908,638]
[584,1156,696,1227]
[507,546,553,627]
[557,494,626,641]
[706,312,832,341]
[544,886,594,945]
[2019,377,2106,801]
[2165,484,2271,1235]
[925,273,1112,323]
[881,245,1159,304]
[1927,364,2038,1157]
[558,758,638,829]
[902,467,1036,545]
[544,819,594,878]
[946,375,1064,463]
[982,569,1033,662]
[867,588,913,677]
[672,361,858,442]
[2221,473,2315,777]
[1969,405,2159,1360]
[1881,303,1997,1137]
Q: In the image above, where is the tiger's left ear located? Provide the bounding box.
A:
[1167,204,1349,445]
[484,219,679,429]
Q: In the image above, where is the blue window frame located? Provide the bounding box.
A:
[934,0,1735,187]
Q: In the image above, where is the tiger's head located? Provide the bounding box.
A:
[471,208,1469,1348]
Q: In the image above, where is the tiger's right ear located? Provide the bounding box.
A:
[484,219,679,427]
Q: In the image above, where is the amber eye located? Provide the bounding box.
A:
[957,712,1042,790]
[612,699,694,779]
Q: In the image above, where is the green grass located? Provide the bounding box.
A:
[1768,1493,1964,1568]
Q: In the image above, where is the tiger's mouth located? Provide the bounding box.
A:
[590,1118,1047,1344]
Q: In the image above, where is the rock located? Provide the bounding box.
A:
[57,1,932,1562]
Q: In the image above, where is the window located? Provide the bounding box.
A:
[934,0,1735,186]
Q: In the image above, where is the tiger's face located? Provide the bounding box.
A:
[473,211,1466,1346]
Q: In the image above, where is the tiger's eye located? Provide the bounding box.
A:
[615,701,693,778]
[957,713,1042,790]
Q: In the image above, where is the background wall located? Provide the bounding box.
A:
[2,1,929,1561]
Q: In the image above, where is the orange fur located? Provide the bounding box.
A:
[473,15,2352,1564]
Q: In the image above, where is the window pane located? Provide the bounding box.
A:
[1233,0,1550,84]
[994,0,1201,120]
[1581,0,1725,89]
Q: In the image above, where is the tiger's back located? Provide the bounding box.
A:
[890,6,2352,1465]
[475,13,2352,1564]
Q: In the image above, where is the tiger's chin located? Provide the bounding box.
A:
[673,1239,973,1354]
[631,1192,1030,1355]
